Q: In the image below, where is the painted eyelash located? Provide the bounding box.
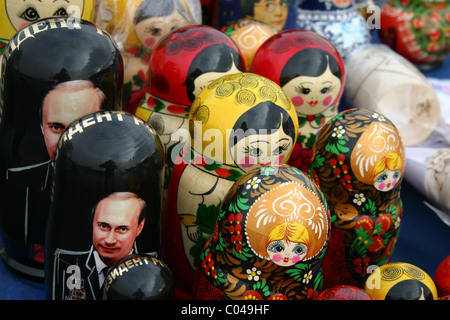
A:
[19,4,40,21]
[267,240,284,252]
[295,85,310,95]
[279,143,289,150]
[321,84,335,94]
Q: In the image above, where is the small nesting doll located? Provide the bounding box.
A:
[315,285,372,300]
[296,0,371,60]
[0,18,122,278]
[434,256,450,299]
[221,18,276,71]
[103,254,174,300]
[95,0,202,111]
[251,29,346,173]
[134,25,246,201]
[192,165,330,300]
[45,111,164,300]
[0,0,95,54]
[212,0,298,33]
[161,73,299,299]
[365,262,438,300]
[311,108,405,289]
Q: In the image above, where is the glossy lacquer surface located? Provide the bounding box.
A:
[45,111,164,300]
[0,17,123,277]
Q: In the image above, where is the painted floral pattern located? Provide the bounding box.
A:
[193,165,330,300]
[311,108,405,288]
[380,0,450,65]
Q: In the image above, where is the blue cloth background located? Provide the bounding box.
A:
[0,31,449,301]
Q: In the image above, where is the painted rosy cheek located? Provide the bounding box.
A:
[19,21,30,30]
[276,155,285,164]
[272,254,282,262]
[377,183,386,190]
[322,95,333,106]
[291,95,304,107]
[145,37,155,47]
[291,256,300,264]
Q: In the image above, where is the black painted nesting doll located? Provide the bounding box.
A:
[103,254,174,300]
[192,165,330,300]
[310,108,405,289]
[45,111,164,300]
[0,17,123,277]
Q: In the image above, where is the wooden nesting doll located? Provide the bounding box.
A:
[161,73,299,299]
[379,0,450,72]
[211,0,298,33]
[310,108,405,289]
[315,285,372,300]
[365,262,438,300]
[296,0,371,60]
[45,111,164,300]
[0,18,123,278]
[0,0,95,54]
[251,29,346,174]
[434,256,450,299]
[102,254,174,300]
[95,0,202,112]
[192,165,330,300]
[221,18,276,71]
[134,25,246,201]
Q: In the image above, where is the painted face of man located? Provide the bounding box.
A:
[92,197,145,266]
[41,84,102,161]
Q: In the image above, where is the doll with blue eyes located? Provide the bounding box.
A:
[310,108,405,289]
[266,221,310,266]
[192,165,330,300]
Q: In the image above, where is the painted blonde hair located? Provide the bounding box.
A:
[267,221,310,247]
[373,151,402,180]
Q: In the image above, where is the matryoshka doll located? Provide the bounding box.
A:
[251,29,346,173]
[434,256,450,299]
[0,0,96,54]
[364,262,438,300]
[211,0,298,33]
[134,25,246,199]
[161,73,299,299]
[45,111,164,300]
[0,17,123,278]
[95,0,202,112]
[192,165,330,300]
[296,0,371,60]
[311,108,405,289]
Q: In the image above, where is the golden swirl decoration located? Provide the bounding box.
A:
[215,82,238,99]
[277,90,291,108]
[192,105,209,124]
[234,89,256,107]
[238,74,259,89]
[381,264,404,282]
[403,264,426,280]
[258,85,277,103]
